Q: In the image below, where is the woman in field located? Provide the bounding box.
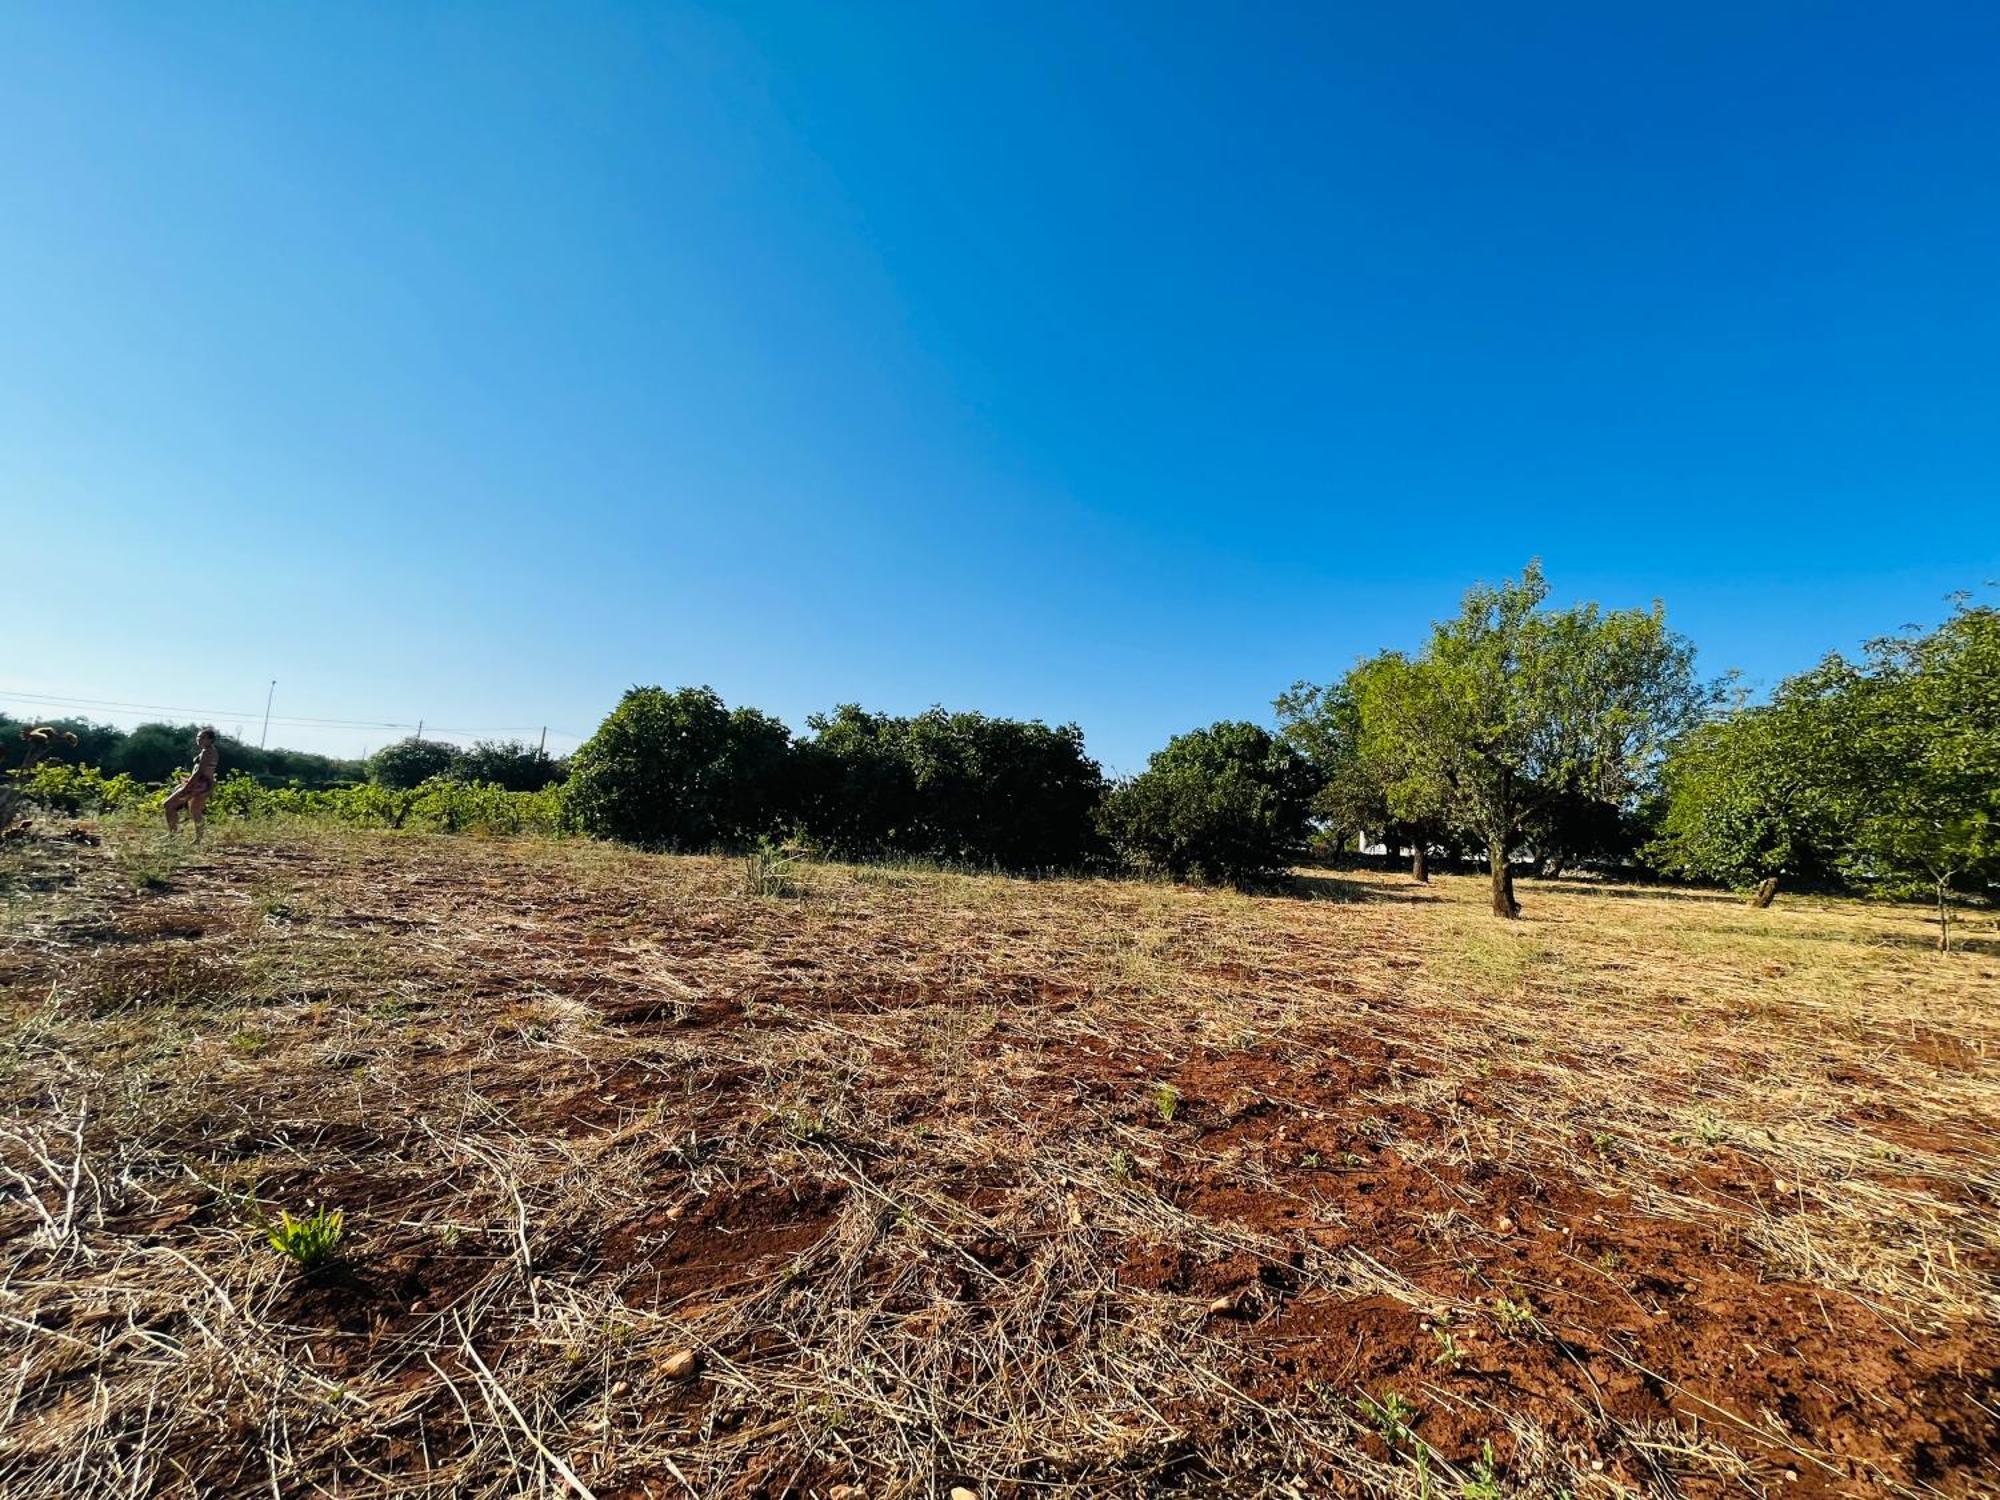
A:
[163,726,220,842]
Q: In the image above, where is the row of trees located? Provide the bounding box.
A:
[564,689,1108,869]
[555,567,1995,939]
[0,715,363,786]
[1650,599,1997,949]
[20,569,1992,938]
[366,736,568,792]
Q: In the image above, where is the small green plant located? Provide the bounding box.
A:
[1430,1326,1464,1370]
[266,1205,345,1270]
[1153,1083,1180,1123]
[228,1029,269,1057]
[1360,1389,1417,1446]
[744,836,805,898]
[1491,1295,1536,1334]
[1107,1147,1133,1179]
[1461,1439,1503,1498]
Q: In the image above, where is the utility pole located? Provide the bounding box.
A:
[537,726,547,757]
[260,680,276,748]
[415,719,424,742]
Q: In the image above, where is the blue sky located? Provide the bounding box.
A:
[5,3,1995,773]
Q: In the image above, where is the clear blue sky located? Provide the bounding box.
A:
[6,4,1995,773]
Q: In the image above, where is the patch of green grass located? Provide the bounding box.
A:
[1152,1082,1180,1123]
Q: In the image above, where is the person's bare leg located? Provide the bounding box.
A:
[163,787,186,835]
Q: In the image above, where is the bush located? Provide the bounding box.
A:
[9,763,155,814]
[564,686,793,848]
[795,705,1106,870]
[453,738,567,791]
[1099,722,1320,886]
[369,737,461,789]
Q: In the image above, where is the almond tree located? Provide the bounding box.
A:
[1356,563,1705,917]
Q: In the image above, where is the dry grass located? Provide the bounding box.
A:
[0,816,1994,1498]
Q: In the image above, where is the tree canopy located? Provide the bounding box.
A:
[1098,721,1319,887]
[1286,564,1705,915]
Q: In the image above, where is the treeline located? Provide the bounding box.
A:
[0,715,363,785]
[1649,598,1997,949]
[564,691,1108,869]
[557,566,1996,942]
[364,737,566,791]
[14,567,1995,942]
[3,715,566,794]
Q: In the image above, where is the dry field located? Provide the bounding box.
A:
[0,818,1994,1499]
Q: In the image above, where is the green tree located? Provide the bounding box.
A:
[1278,657,1452,880]
[1649,687,1849,901]
[1099,721,1320,886]
[1822,603,2000,951]
[454,738,567,791]
[1353,563,1705,917]
[794,705,1105,869]
[369,736,460,789]
[1654,600,1998,946]
[564,686,792,848]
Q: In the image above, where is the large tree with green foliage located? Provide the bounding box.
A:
[368,736,461,790]
[1099,721,1319,886]
[1346,564,1705,917]
[795,705,1105,870]
[564,686,793,848]
[1649,684,1850,901]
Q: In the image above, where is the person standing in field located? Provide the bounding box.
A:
[163,726,220,842]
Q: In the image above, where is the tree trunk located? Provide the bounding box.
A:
[1937,881,1952,954]
[1488,845,1519,918]
[1411,844,1428,884]
[1750,876,1780,909]
[1380,831,1400,868]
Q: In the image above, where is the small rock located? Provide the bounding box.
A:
[409,1300,428,1315]
[662,1348,701,1380]
[1590,1459,1604,1473]
[1494,1216,1515,1235]
[1773,1178,1789,1195]
[609,1380,630,1397]
[1206,1290,1252,1317]
[950,1489,980,1500]
[828,1487,865,1500]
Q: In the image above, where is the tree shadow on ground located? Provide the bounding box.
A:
[1275,870,1442,904]
[1531,879,1753,906]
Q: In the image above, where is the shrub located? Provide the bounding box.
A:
[1099,722,1319,886]
[369,737,461,789]
[564,686,793,848]
[795,705,1106,870]
[453,738,566,791]
[11,762,155,814]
